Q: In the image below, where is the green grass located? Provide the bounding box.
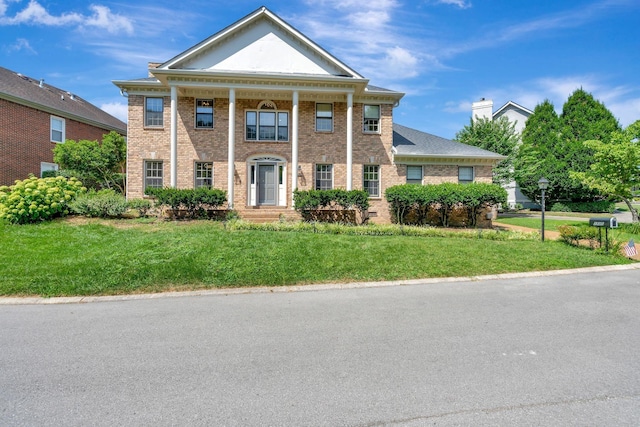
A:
[495,216,640,242]
[0,218,634,297]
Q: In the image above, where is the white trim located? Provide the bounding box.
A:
[228,88,236,208]
[50,115,65,143]
[291,91,299,204]
[170,86,178,187]
[346,93,353,190]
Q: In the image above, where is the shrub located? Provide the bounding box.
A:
[293,189,370,224]
[620,222,640,235]
[0,175,85,224]
[127,198,152,217]
[557,224,599,247]
[551,201,615,213]
[145,187,227,218]
[69,190,128,218]
[550,202,571,212]
[385,183,507,227]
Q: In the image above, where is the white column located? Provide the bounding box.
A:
[170,85,178,188]
[291,90,299,207]
[227,89,236,209]
[346,92,353,191]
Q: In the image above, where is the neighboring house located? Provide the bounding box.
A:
[471,98,533,208]
[114,7,504,223]
[0,66,127,187]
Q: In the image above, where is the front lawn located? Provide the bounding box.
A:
[0,218,633,297]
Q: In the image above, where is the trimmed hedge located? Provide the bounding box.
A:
[0,175,86,224]
[145,187,227,218]
[69,190,128,218]
[550,201,615,213]
[293,189,370,224]
[385,183,507,227]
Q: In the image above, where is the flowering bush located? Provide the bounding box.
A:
[0,175,86,224]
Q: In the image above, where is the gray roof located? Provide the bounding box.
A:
[0,66,126,134]
[393,123,506,160]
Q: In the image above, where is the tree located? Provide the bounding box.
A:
[513,100,563,202]
[455,116,519,185]
[570,120,640,222]
[514,90,621,203]
[559,88,621,201]
[53,131,126,193]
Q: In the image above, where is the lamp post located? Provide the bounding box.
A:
[538,177,549,242]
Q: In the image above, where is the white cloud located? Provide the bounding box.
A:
[436,0,472,9]
[383,46,419,78]
[449,75,640,128]
[0,1,133,34]
[4,37,36,54]
[101,102,128,123]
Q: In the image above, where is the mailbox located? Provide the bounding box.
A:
[589,217,618,228]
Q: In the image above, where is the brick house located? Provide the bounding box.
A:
[0,66,127,186]
[114,7,504,223]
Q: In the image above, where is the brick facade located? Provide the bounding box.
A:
[0,99,116,186]
[126,95,496,224]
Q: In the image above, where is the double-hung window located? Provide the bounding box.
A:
[363,165,380,197]
[50,116,65,143]
[406,165,423,184]
[458,166,474,184]
[246,110,289,141]
[316,103,333,132]
[315,164,333,190]
[145,97,163,127]
[196,99,214,128]
[144,161,163,190]
[363,105,380,133]
[194,162,213,188]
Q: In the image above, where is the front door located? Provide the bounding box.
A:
[258,164,276,205]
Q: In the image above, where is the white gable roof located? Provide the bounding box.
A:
[160,6,363,79]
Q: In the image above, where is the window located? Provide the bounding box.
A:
[144,161,163,190]
[458,166,474,183]
[50,116,65,143]
[316,103,333,132]
[406,165,423,184]
[315,164,333,190]
[363,165,380,197]
[363,105,380,133]
[40,162,58,177]
[145,97,163,127]
[194,162,213,188]
[195,99,214,128]
[245,111,289,141]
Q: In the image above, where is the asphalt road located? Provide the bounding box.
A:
[1,267,640,426]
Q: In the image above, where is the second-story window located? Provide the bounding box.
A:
[363,105,380,133]
[246,110,289,142]
[145,97,163,127]
[196,99,214,128]
[316,103,333,132]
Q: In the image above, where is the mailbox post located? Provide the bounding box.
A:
[589,217,618,252]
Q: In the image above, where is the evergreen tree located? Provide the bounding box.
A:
[514,90,621,203]
[513,100,563,202]
[455,116,519,185]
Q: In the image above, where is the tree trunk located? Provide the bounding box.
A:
[623,198,639,223]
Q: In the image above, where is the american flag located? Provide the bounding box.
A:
[624,239,637,257]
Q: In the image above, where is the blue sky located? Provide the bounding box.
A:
[2,0,639,139]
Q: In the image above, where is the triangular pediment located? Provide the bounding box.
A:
[161,7,362,78]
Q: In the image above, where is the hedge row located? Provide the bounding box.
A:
[550,201,615,213]
[293,189,369,224]
[385,183,507,227]
[145,187,227,218]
